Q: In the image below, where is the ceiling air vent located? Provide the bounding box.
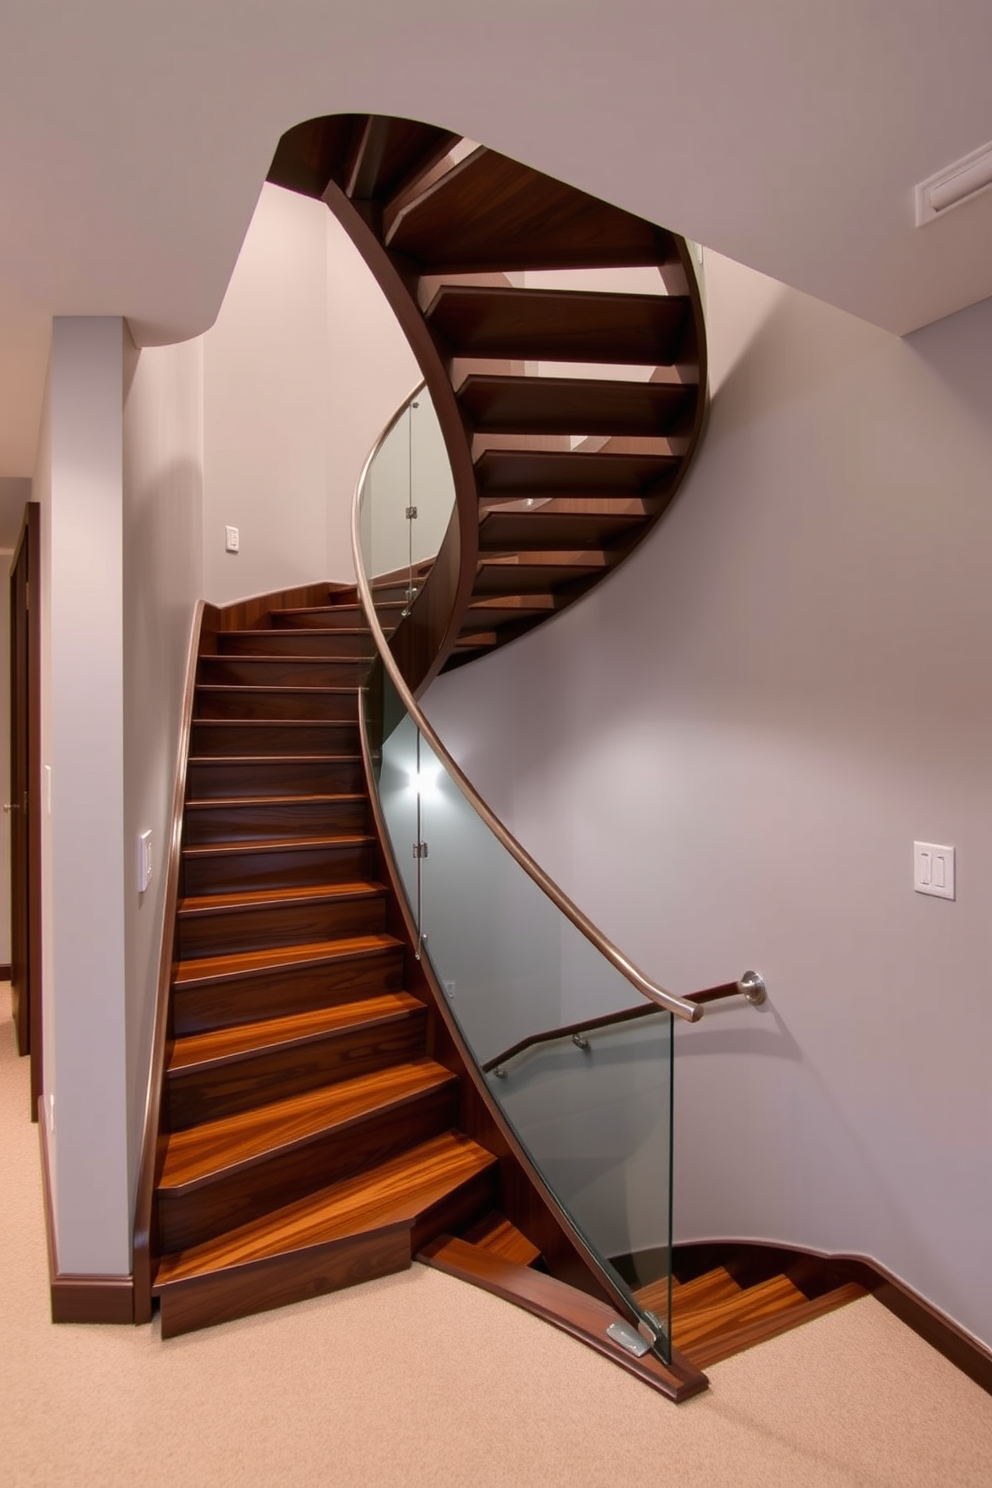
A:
[915,140,992,226]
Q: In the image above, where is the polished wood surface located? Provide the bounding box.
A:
[194,685,359,721]
[166,995,428,1129]
[183,793,368,845]
[458,373,693,436]
[159,1058,455,1191]
[272,111,707,674]
[478,506,648,553]
[386,147,674,273]
[426,284,689,363]
[218,628,375,658]
[474,447,679,498]
[190,719,361,756]
[462,1211,542,1267]
[172,938,406,1036]
[633,1257,868,1371]
[157,1132,496,1287]
[689,1282,868,1369]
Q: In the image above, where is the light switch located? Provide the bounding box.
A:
[914,841,955,900]
[138,829,153,893]
[225,525,240,554]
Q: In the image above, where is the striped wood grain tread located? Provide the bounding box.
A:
[671,1273,807,1357]
[172,932,402,989]
[158,1059,456,1194]
[687,1281,868,1370]
[636,1265,742,1319]
[167,992,425,1075]
[154,1132,497,1288]
[462,1211,542,1267]
[178,881,386,917]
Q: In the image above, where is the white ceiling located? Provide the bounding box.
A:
[1,0,991,478]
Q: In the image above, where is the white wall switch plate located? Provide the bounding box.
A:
[138,828,153,893]
[914,841,955,900]
[225,525,240,553]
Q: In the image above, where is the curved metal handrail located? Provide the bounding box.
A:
[353,388,705,1025]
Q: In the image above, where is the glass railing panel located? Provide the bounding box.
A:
[363,659,674,1361]
[490,1011,674,1303]
[360,385,455,624]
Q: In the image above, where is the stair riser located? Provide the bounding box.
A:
[189,721,360,758]
[194,688,358,722]
[177,893,386,960]
[183,798,368,846]
[198,657,365,688]
[270,608,402,633]
[474,566,601,598]
[167,1010,428,1130]
[173,948,407,1037]
[186,758,364,799]
[182,841,375,897]
[157,1083,457,1254]
[157,1224,411,1338]
[218,632,374,659]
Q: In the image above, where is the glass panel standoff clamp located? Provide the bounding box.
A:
[571,1032,590,1050]
[405,506,418,520]
[412,841,429,859]
[606,1321,651,1357]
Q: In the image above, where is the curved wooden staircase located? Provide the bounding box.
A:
[269,112,707,684]
[133,118,864,1397]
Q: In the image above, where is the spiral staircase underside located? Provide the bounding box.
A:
[269,112,708,684]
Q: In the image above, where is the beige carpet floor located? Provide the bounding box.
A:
[2,984,990,1487]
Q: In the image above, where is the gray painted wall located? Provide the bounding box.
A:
[424,252,992,1350]
[122,332,204,1207]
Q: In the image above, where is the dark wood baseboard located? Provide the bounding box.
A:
[0,963,11,981]
[39,1098,134,1324]
[675,1237,992,1398]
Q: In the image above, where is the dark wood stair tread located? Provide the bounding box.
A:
[458,374,693,436]
[183,834,374,861]
[387,147,674,273]
[172,933,403,989]
[475,447,679,498]
[472,560,604,598]
[167,992,424,1075]
[478,506,648,553]
[158,1058,457,1193]
[462,1211,542,1267]
[426,284,689,364]
[179,880,384,915]
[154,1131,497,1290]
[185,792,365,809]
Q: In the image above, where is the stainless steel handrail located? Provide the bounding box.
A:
[352,385,705,1025]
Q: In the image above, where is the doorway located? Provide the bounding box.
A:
[8,502,42,1118]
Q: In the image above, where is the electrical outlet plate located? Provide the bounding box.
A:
[225,525,240,553]
[914,841,955,900]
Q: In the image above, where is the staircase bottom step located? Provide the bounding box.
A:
[154,1131,497,1338]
